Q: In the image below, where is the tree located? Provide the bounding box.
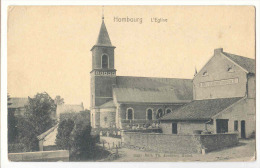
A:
[18,92,57,151]
[56,118,75,150]
[7,94,18,143]
[54,95,64,105]
[70,120,93,157]
[55,111,94,159]
[7,93,12,106]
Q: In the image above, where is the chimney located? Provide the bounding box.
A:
[214,48,223,55]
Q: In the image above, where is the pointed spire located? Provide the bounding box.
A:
[102,5,104,20]
[95,6,112,46]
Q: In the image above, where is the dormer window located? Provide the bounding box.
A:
[202,71,208,77]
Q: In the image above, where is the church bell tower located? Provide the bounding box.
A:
[90,15,116,128]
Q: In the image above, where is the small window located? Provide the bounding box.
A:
[234,120,238,131]
[102,55,108,69]
[166,109,172,114]
[127,108,134,120]
[104,117,108,122]
[156,109,163,119]
[147,109,153,120]
[228,67,234,73]
[202,71,208,76]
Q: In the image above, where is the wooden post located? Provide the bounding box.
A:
[116,145,118,158]
[39,140,43,151]
[108,143,110,150]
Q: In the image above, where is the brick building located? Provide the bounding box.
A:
[160,48,256,138]
[90,17,193,129]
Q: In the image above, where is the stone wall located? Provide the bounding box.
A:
[122,132,239,154]
[199,134,239,152]
[100,109,116,128]
[8,150,69,162]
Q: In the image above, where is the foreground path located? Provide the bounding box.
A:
[112,139,255,162]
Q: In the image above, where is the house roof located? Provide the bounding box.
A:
[8,97,28,108]
[160,97,243,121]
[56,104,84,116]
[37,124,58,141]
[99,100,116,108]
[222,52,255,74]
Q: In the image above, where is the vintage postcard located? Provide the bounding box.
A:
[4,5,256,164]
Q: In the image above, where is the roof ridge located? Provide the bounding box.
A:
[116,75,192,80]
[221,52,255,73]
[223,52,255,61]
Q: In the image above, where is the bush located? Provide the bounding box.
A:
[56,111,95,159]
[16,116,39,151]
[60,110,90,124]
[56,119,75,150]
[70,120,94,156]
[8,110,18,143]
[8,143,27,153]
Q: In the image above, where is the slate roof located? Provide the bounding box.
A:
[95,20,112,46]
[56,104,84,116]
[222,52,255,74]
[99,100,116,108]
[113,88,192,104]
[8,97,28,108]
[113,76,193,104]
[160,97,243,121]
[116,76,193,90]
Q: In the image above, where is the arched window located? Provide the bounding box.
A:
[126,108,134,120]
[102,55,108,69]
[156,109,163,119]
[147,109,153,120]
[166,108,172,114]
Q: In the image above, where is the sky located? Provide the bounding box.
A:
[7,6,255,109]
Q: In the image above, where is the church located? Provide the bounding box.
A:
[90,17,193,129]
[90,17,255,138]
